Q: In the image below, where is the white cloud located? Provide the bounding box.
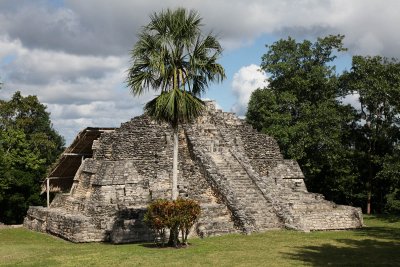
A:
[45,94,151,144]
[2,0,400,144]
[231,64,268,116]
[1,1,399,57]
[0,35,152,145]
[0,36,21,59]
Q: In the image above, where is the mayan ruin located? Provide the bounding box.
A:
[24,101,363,243]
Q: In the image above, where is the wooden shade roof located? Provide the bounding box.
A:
[41,127,115,193]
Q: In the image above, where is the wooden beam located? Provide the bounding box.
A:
[46,176,75,180]
[63,153,92,156]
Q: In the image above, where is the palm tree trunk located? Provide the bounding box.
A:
[172,128,179,200]
[367,190,371,214]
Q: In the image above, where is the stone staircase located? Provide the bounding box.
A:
[185,125,253,232]
[185,116,282,232]
[185,102,363,232]
[210,152,282,230]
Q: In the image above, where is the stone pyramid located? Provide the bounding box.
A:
[24,101,363,243]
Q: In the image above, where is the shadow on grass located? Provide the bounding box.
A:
[285,238,400,266]
[370,214,400,223]
[138,242,194,249]
[139,243,167,249]
[285,219,400,267]
[355,225,400,241]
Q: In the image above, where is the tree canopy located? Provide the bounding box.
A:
[247,36,400,214]
[0,91,64,224]
[127,8,225,127]
[340,56,400,213]
[247,35,355,203]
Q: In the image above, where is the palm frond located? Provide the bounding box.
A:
[127,8,224,124]
[144,89,205,127]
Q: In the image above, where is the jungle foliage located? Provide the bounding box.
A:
[0,91,64,224]
[247,35,400,214]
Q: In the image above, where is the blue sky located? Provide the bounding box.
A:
[1,0,399,144]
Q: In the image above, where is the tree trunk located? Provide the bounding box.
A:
[367,160,372,214]
[172,128,179,200]
[168,226,179,247]
[367,191,371,214]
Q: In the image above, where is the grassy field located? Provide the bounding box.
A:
[0,215,399,267]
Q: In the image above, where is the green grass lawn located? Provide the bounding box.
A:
[0,215,399,267]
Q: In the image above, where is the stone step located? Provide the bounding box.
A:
[189,111,357,233]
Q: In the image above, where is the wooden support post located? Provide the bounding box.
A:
[46,178,50,208]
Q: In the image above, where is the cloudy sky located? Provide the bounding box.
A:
[0,0,399,144]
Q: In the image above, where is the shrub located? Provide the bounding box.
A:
[143,199,170,246]
[144,198,201,247]
[175,198,201,245]
[385,189,400,214]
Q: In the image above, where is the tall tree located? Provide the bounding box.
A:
[340,56,400,213]
[127,8,225,200]
[0,91,64,223]
[247,35,357,203]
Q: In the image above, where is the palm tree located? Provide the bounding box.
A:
[127,8,225,200]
